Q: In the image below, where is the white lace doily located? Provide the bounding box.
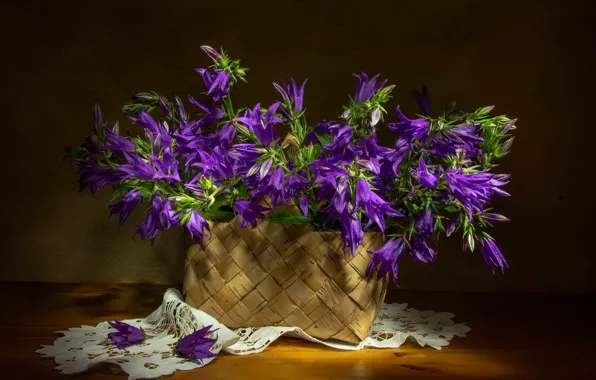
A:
[37,288,470,379]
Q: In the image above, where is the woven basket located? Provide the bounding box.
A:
[183,199,389,343]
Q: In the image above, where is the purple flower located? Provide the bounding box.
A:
[266,167,286,206]
[320,176,351,216]
[234,200,269,228]
[186,209,210,243]
[274,78,307,117]
[299,195,309,217]
[340,210,364,255]
[177,325,218,361]
[189,96,224,127]
[118,153,156,181]
[129,111,171,152]
[354,136,393,176]
[412,85,431,116]
[201,45,222,61]
[353,72,387,103]
[151,148,180,183]
[380,138,410,176]
[445,170,510,220]
[387,106,430,142]
[236,103,283,147]
[136,196,167,242]
[74,159,122,193]
[192,146,235,182]
[284,172,308,199]
[353,179,403,232]
[229,144,263,174]
[409,235,436,264]
[411,158,438,189]
[196,68,230,102]
[109,189,142,225]
[107,320,145,349]
[162,199,180,228]
[366,237,405,283]
[103,123,135,152]
[427,125,484,158]
[480,238,508,273]
[415,208,434,236]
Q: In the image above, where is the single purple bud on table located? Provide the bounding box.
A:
[177,325,218,361]
[107,320,145,349]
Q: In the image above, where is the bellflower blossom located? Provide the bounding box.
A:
[186,209,210,243]
[387,106,430,142]
[236,103,283,147]
[74,159,122,193]
[340,210,364,255]
[353,179,403,232]
[109,189,142,225]
[480,237,508,273]
[410,158,438,189]
[196,68,230,102]
[353,72,387,103]
[177,325,218,361]
[107,321,145,349]
[366,237,405,282]
[151,147,180,183]
[136,196,167,242]
[445,170,510,220]
[189,96,225,127]
[234,200,269,228]
[103,123,135,152]
[415,208,434,237]
[274,78,307,117]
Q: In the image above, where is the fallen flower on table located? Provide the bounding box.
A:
[107,320,145,349]
[176,325,219,361]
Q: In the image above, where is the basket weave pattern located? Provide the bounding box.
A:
[183,200,389,343]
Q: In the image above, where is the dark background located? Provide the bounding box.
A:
[1,0,593,292]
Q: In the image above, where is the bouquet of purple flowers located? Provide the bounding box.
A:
[67,45,515,284]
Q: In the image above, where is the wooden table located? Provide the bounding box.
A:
[1,283,594,379]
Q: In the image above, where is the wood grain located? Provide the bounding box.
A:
[2,283,594,379]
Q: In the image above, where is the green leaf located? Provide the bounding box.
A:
[265,211,313,224]
[313,129,334,146]
[444,206,459,213]
[200,196,235,222]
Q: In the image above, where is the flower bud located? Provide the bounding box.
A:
[200,45,221,61]
[341,109,351,120]
[371,108,381,126]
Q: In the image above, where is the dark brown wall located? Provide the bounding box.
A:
[1,0,593,292]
